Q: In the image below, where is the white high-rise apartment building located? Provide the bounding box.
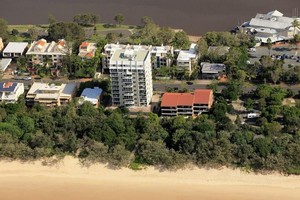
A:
[109,48,153,107]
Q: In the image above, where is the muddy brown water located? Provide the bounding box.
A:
[1,0,299,35]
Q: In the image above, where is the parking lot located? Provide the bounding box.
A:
[249,44,300,68]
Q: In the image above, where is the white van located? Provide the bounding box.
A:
[247,113,258,119]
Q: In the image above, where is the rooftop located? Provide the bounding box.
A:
[0,58,12,71]
[161,89,213,107]
[110,49,149,62]
[3,42,28,53]
[201,62,225,74]
[80,87,103,104]
[0,82,17,92]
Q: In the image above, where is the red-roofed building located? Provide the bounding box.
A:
[161,89,214,117]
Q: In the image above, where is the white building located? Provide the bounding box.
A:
[201,62,226,79]
[2,42,28,58]
[0,82,24,103]
[0,58,12,72]
[26,82,76,107]
[102,43,173,71]
[80,87,103,106]
[78,41,97,59]
[242,10,300,43]
[109,48,153,107]
[176,43,198,75]
[26,39,71,66]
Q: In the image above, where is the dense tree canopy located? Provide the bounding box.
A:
[48,22,85,41]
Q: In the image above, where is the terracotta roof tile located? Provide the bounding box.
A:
[161,93,179,107]
[194,89,212,104]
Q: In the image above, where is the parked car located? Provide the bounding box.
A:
[186,81,193,85]
[23,76,32,81]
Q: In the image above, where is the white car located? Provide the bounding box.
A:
[23,76,32,81]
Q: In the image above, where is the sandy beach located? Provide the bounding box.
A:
[0,156,299,200]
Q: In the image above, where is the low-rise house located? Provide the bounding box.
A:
[26,39,71,66]
[78,41,97,59]
[79,87,103,106]
[2,42,28,58]
[176,43,198,75]
[0,82,24,103]
[201,62,226,79]
[208,46,230,56]
[0,58,12,72]
[161,89,213,117]
[26,82,77,107]
[102,43,173,71]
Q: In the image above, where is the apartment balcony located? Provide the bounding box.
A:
[124,101,134,106]
[124,92,134,96]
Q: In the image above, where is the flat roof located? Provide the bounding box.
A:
[201,62,225,74]
[0,82,18,92]
[80,87,103,104]
[0,58,12,71]
[110,49,149,62]
[3,42,28,53]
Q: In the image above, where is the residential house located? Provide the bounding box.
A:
[176,43,198,75]
[26,82,77,107]
[78,41,97,59]
[161,89,214,117]
[80,87,103,107]
[0,82,24,103]
[0,58,12,72]
[109,48,153,107]
[2,42,28,58]
[102,43,173,72]
[241,10,300,43]
[201,62,226,79]
[26,39,71,66]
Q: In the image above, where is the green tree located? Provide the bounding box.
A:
[0,18,9,40]
[48,22,85,41]
[28,27,38,41]
[114,13,125,27]
[172,31,190,49]
[291,19,300,36]
[267,38,272,56]
[73,13,99,26]
[11,29,19,36]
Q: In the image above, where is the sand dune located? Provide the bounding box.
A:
[0,156,299,200]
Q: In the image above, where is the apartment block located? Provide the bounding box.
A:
[102,43,173,71]
[161,89,213,117]
[26,82,76,107]
[176,43,198,75]
[0,82,24,103]
[109,48,153,107]
[2,42,28,58]
[26,39,71,66]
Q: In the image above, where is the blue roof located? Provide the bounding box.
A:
[0,82,17,92]
[80,87,103,103]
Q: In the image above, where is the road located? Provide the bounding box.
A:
[2,78,299,94]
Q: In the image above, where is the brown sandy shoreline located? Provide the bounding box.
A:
[0,156,299,200]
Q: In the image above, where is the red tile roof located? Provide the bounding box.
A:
[161,89,213,107]
[80,41,89,48]
[161,93,179,107]
[177,93,194,106]
[3,82,13,88]
[194,89,212,104]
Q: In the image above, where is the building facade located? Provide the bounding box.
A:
[26,82,76,107]
[26,39,70,66]
[0,82,24,103]
[109,48,153,107]
[161,89,214,117]
[176,43,198,75]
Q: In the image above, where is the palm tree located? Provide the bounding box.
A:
[267,38,272,56]
[291,19,300,36]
